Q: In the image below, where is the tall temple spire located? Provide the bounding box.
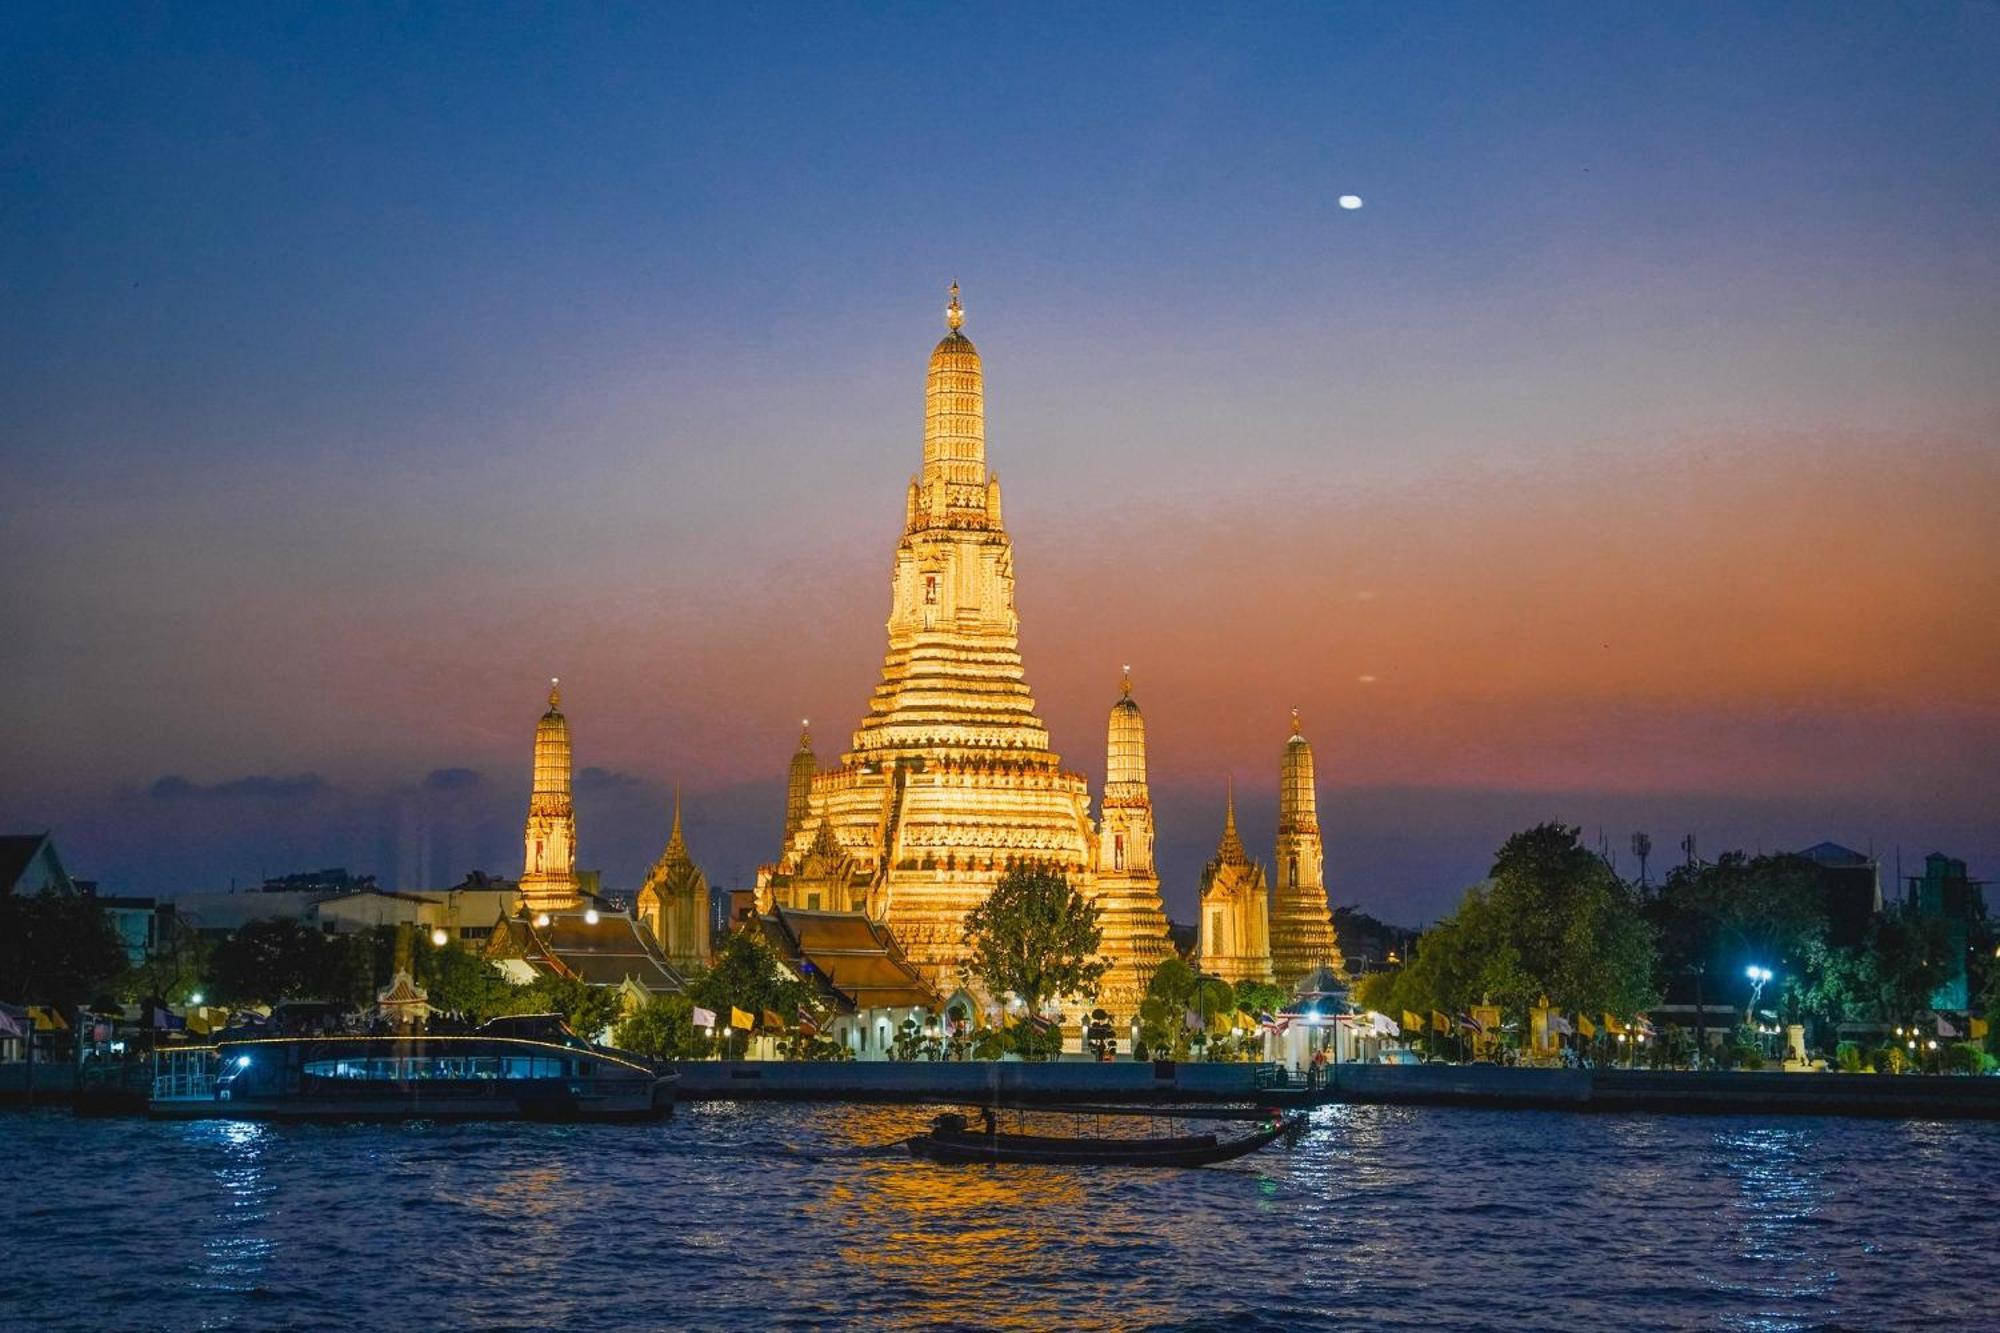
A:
[520,679,580,914]
[1271,710,1345,985]
[1218,775,1247,862]
[1095,665,1175,1009]
[920,279,987,508]
[761,288,1096,1003]
[784,720,817,845]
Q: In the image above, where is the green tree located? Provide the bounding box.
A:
[1232,980,1289,1018]
[0,891,129,1011]
[616,993,710,1060]
[959,867,1108,1018]
[502,974,623,1037]
[1370,824,1656,1028]
[1646,851,1839,1032]
[207,917,371,1008]
[688,928,815,1032]
[416,939,515,1021]
[1137,958,1201,1059]
[122,915,208,1006]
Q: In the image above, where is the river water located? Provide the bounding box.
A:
[3,1102,1991,1331]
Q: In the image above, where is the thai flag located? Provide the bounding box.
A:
[1936,1015,1960,1039]
[1456,1012,1484,1033]
[1550,1014,1575,1036]
[690,1006,717,1030]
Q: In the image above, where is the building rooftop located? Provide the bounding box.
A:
[485,909,684,994]
[753,906,939,1013]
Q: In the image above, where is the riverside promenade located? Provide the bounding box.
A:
[671,1059,2000,1119]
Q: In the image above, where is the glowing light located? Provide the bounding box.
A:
[1338,194,1364,210]
[584,908,600,925]
[430,928,449,947]
[236,1055,251,1068]
[189,992,204,1006]
[1357,674,1378,684]
[535,913,551,927]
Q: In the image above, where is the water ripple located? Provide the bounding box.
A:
[2,1105,1994,1330]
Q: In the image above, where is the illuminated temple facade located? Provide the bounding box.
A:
[519,680,582,914]
[759,287,1171,1019]
[1269,710,1345,986]
[636,791,711,975]
[1194,783,1274,984]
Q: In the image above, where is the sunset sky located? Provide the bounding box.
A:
[5,6,1996,925]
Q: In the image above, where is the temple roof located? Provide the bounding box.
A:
[486,909,684,994]
[753,906,939,1013]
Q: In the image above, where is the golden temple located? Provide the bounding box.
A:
[518,679,581,914]
[636,789,711,975]
[760,286,1174,1020]
[1270,709,1345,986]
[1194,780,1274,984]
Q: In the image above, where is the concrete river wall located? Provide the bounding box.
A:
[671,1059,2000,1119]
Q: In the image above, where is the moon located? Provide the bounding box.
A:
[1338,194,1364,210]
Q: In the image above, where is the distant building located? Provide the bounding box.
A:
[79,883,169,967]
[1907,852,1986,1013]
[1795,842,1883,948]
[0,833,75,897]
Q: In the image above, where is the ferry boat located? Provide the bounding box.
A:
[150,1014,675,1122]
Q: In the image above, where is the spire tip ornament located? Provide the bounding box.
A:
[548,677,561,711]
[946,280,963,332]
[1121,663,1132,697]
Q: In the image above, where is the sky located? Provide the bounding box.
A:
[4,4,1996,927]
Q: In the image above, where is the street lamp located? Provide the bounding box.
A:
[1744,965,1773,1021]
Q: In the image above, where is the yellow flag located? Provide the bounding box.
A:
[1603,1012,1626,1036]
[1430,1009,1451,1035]
[730,1006,754,1031]
[1971,1017,1990,1040]
[1576,1014,1597,1039]
[1403,1010,1426,1035]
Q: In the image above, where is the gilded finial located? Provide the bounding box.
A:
[1120,663,1132,698]
[946,280,963,332]
[798,718,812,749]
[671,785,682,840]
[1224,775,1236,830]
[548,677,561,711]
[1290,706,1301,737]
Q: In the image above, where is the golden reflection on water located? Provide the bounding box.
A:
[802,1105,1187,1330]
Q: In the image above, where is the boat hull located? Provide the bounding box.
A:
[908,1113,1297,1167]
[148,1027,676,1123]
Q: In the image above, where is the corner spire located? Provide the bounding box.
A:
[671,785,682,841]
[1224,775,1237,834]
[946,280,963,332]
